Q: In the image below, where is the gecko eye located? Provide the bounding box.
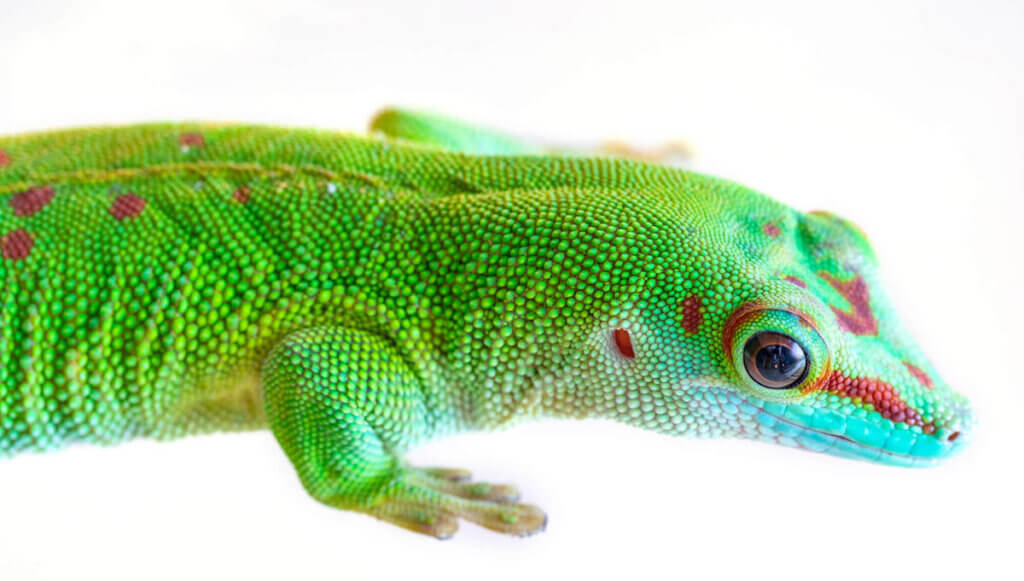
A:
[743,332,809,389]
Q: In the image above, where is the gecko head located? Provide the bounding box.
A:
[696,209,974,466]
[610,183,974,467]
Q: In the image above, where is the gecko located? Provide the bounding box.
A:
[0,109,973,538]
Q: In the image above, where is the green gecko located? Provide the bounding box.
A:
[0,109,973,538]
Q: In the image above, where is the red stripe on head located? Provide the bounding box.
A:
[817,371,933,430]
[903,361,934,389]
[819,272,878,335]
[784,275,807,289]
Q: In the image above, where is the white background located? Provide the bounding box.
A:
[1,1,1021,579]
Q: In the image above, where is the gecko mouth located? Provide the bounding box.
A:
[738,396,969,467]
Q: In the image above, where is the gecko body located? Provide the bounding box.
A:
[0,110,973,537]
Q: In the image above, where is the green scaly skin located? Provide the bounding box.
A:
[0,109,973,538]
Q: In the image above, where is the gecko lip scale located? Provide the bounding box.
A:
[738,396,971,468]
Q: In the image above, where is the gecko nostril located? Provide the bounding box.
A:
[947,431,961,442]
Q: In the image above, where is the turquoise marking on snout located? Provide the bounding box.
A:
[748,397,970,467]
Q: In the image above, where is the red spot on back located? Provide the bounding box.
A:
[233,186,252,204]
[179,132,205,148]
[2,228,34,260]
[784,275,807,289]
[682,295,703,334]
[762,223,781,237]
[818,371,933,431]
[612,328,635,359]
[903,361,934,389]
[10,185,55,217]
[819,272,878,336]
[110,193,147,220]
[0,149,10,167]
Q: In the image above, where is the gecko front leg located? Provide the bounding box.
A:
[261,326,547,538]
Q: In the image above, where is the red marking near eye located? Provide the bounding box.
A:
[784,276,807,289]
[816,371,934,432]
[818,272,878,336]
[179,132,205,148]
[903,361,934,390]
[2,228,33,260]
[762,224,781,237]
[721,302,769,356]
[110,193,147,220]
[721,302,819,361]
[612,328,635,359]
[682,296,703,334]
[947,431,960,442]
[0,150,10,167]
[10,185,55,217]
[233,186,252,204]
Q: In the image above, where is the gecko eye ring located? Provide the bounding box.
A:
[742,332,808,389]
[724,306,827,397]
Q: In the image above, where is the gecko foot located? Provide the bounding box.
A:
[365,466,547,539]
[598,139,696,165]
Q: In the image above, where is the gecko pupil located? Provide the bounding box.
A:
[743,332,808,389]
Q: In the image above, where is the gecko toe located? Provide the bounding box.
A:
[366,465,545,538]
[420,467,473,482]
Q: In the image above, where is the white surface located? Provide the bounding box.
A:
[0,1,1021,579]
